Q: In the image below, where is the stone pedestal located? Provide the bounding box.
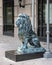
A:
[5,50,45,62]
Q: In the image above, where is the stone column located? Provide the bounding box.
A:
[32,0,35,31]
[34,0,38,34]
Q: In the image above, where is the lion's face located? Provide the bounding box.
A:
[16,13,32,39]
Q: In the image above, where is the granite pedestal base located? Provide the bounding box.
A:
[5,50,45,62]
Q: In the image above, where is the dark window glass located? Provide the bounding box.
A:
[38,0,52,42]
[3,0,14,36]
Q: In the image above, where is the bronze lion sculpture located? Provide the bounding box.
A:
[16,13,45,53]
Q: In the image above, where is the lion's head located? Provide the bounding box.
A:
[16,13,32,39]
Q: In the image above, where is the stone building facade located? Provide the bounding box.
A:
[0,0,38,37]
[0,0,52,42]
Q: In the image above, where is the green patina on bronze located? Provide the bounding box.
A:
[16,13,45,54]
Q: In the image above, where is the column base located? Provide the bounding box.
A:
[44,51,52,58]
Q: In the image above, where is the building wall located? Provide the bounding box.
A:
[14,0,38,37]
[0,0,38,37]
[14,0,32,37]
[0,0,3,35]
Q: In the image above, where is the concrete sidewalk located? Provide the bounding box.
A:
[0,35,52,65]
[0,57,52,65]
